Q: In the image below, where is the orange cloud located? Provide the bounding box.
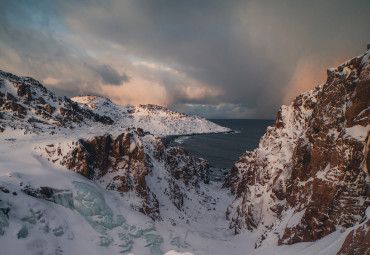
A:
[99,77,170,107]
[283,56,351,105]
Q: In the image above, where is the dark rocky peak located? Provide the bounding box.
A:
[224,49,369,248]
[0,70,113,133]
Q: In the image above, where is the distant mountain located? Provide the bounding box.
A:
[0,70,113,134]
[224,48,370,252]
[0,70,230,136]
[72,96,231,137]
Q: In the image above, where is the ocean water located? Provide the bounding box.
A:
[163,119,275,181]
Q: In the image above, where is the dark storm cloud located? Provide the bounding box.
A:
[1,0,369,118]
[55,0,369,117]
[88,64,130,86]
[0,0,128,97]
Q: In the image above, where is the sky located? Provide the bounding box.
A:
[0,0,369,119]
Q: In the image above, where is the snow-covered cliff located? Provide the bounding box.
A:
[224,49,370,251]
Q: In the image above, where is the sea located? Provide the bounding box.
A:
[163,119,275,181]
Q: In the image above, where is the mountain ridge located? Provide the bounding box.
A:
[223,48,369,252]
[72,95,231,137]
[0,69,230,137]
[0,47,369,254]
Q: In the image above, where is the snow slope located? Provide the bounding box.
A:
[0,130,355,255]
[72,96,231,137]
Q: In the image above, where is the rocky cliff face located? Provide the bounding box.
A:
[224,49,370,246]
[36,128,210,220]
[337,217,370,255]
[0,70,112,133]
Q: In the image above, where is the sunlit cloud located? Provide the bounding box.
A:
[0,0,368,118]
[99,77,169,107]
[282,56,353,105]
[172,103,255,119]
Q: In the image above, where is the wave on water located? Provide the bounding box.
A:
[174,136,191,144]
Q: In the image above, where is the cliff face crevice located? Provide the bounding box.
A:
[224,50,370,246]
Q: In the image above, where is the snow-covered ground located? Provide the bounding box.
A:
[72,96,231,137]
[0,129,355,255]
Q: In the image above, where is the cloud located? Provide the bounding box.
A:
[0,0,369,118]
[172,103,255,119]
[282,56,352,105]
[88,64,129,85]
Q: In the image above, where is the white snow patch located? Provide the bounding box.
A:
[286,209,306,228]
[345,125,369,141]
[165,251,194,255]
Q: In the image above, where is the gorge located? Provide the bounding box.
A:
[0,47,369,255]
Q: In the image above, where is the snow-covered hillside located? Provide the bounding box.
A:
[0,129,357,255]
[0,70,229,137]
[72,96,231,137]
[223,47,370,251]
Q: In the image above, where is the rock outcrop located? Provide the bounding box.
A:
[337,218,370,255]
[36,129,210,220]
[0,70,113,133]
[224,49,370,247]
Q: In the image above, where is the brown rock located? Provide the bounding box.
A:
[41,130,210,220]
[58,131,160,219]
[17,84,32,101]
[38,97,46,105]
[43,104,55,114]
[6,92,15,101]
[224,49,370,248]
[337,219,370,255]
[5,101,27,115]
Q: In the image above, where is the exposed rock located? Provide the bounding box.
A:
[6,92,15,101]
[37,129,210,220]
[165,146,210,187]
[0,70,113,133]
[4,101,27,115]
[43,104,55,114]
[224,49,370,246]
[21,186,74,209]
[17,84,32,101]
[337,219,370,255]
